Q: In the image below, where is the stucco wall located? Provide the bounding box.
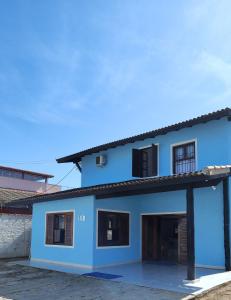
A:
[81,118,231,187]
[31,195,95,267]
[93,190,186,267]
[0,213,31,258]
[94,186,224,268]
[31,184,226,269]
[194,183,224,267]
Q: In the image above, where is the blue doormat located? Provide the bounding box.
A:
[83,272,122,280]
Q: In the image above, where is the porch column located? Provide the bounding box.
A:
[223,177,231,271]
[186,186,195,281]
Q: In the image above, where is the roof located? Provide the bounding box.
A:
[10,170,230,207]
[0,165,54,179]
[0,187,37,205]
[57,107,231,164]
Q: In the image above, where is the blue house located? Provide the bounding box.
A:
[24,108,231,281]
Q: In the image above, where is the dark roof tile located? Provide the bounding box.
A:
[57,107,231,163]
[10,171,228,206]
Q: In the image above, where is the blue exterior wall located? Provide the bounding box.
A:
[194,183,224,267]
[93,196,141,266]
[30,116,231,271]
[31,184,226,269]
[31,195,95,267]
[81,118,231,187]
[93,187,224,268]
[93,190,186,267]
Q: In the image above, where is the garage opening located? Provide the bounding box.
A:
[142,214,187,264]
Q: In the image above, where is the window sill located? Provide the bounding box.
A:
[96,245,130,249]
[133,174,159,179]
[44,244,74,248]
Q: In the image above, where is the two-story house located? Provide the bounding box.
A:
[20,108,231,281]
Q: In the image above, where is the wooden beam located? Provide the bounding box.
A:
[186,186,195,280]
[75,162,82,173]
[0,207,32,215]
[96,178,222,200]
[223,178,231,271]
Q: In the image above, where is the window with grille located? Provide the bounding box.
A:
[98,211,129,247]
[172,142,196,174]
[46,212,73,246]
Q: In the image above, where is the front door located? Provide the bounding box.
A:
[142,214,186,263]
[142,215,159,260]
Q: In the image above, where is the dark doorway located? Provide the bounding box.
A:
[159,217,178,262]
[142,214,187,263]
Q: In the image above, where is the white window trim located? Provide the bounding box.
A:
[170,139,197,175]
[140,212,186,259]
[96,208,131,249]
[137,143,160,178]
[44,209,75,248]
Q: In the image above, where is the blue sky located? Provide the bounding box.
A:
[0,0,231,188]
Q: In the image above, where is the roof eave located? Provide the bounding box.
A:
[56,107,231,164]
[9,172,229,207]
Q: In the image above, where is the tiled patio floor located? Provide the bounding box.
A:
[18,260,231,295]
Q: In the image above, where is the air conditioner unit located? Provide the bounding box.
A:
[96,155,107,167]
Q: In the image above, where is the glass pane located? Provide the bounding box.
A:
[107,230,112,240]
[186,144,195,159]
[54,229,61,243]
[59,215,65,229]
[175,159,195,174]
[108,220,112,229]
[142,147,153,177]
[175,146,184,160]
[54,215,60,229]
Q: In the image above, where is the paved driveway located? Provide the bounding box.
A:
[0,259,186,300]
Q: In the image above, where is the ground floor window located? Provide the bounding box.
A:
[45,211,74,246]
[98,210,129,247]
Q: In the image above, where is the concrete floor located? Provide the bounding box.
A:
[0,259,187,300]
[24,259,231,295]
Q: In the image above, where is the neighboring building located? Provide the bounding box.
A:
[0,166,60,259]
[18,108,231,281]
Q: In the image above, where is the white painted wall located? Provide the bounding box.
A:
[0,214,32,258]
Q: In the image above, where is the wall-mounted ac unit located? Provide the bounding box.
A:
[96,155,107,167]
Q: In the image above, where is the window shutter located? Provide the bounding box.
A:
[65,212,73,246]
[132,149,142,177]
[46,214,54,244]
[151,144,158,176]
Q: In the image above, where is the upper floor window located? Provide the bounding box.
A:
[172,142,196,174]
[132,144,158,177]
[46,212,74,246]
